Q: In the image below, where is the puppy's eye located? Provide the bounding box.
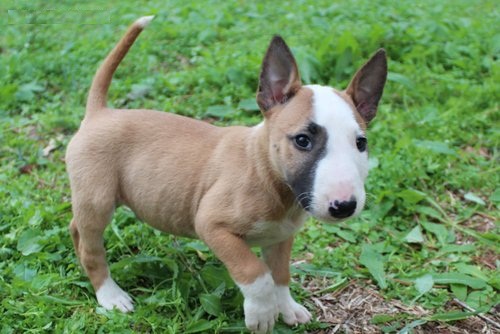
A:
[294,134,313,151]
[356,136,367,152]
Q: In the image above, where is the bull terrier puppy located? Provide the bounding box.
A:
[66,16,387,333]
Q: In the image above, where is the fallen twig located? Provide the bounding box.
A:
[452,298,500,330]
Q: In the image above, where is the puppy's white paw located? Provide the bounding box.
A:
[244,297,279,334]
[276,286,312,325]
[96,276,134,313]
[238,273,278,333]
[280,299,311,325]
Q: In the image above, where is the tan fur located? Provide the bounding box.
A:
[67,19,316,290]
[262,237,294,285]
[68,17,386,315]
[266,88,315,180]
[67,105,311,286]
[86,18,147,113]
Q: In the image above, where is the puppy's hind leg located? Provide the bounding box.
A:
[70,197,133,313]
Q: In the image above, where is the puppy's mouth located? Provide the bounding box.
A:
[311,212,357,224]
[296,192,364,223]
[298,198,363,223]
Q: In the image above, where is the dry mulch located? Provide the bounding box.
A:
[303,279,499,334]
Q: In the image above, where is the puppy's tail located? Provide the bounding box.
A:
[85,15,155,116]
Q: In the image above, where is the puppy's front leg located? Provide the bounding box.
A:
[198,224,278,333]
[263,237,312,326]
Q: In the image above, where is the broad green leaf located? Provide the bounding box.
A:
[415,274,434,295]
[369,200,394,220]
[217,322,247,332]
[213,282,226,297]
[479,232,500,242]
[17,229,43,255]
[369,156,379,170]
[489,274,500,290]
[292,47,320,84]
[143,290,177,306]
[415,206,443,220]
[205,105,233,118]
[454,263,489,281]
[337,30,360,53]
[417,107,439,124]
[322,224,356,243]
[333,31,358,81]
[198,29,216,43]
[421,221,449,245]
[387,72,414,89]
[360,245,387,289]
[30,274,56,290]
[95,307,113,318]
[490,188,500,203]
[382,323,403,333]
[430,311,477,322]
[466,290,491,310]
[28,210,43,226]
[464,192,485,206]
[397,189,427,204]
[200,293,222,316]
[439,244,476,254]
[185,241,209,252]
[15,81,45,102]
[226,68,246,85]
[237,98,259,111]
[403,225,424,243]
[432,273,487,289]
[13,263,37,281]
[291,263,341,278]
[127,82,152,100]
[185,319,214,333]
[450,284,468,301]
[413,140,456,155]
[397,319,427,334]
[371,314,401,324]
[201,264,233,288]
[37,295,83,306]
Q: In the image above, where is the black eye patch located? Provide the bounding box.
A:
[287,122,323,152]
[307,122,319,135]
[286,121,328,210]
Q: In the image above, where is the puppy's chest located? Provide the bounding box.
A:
[244,216,306,247]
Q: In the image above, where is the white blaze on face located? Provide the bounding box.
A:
[306,85,369,220]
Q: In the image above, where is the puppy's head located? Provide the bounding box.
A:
[257,36,387,222]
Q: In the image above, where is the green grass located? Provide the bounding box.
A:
[1,0,498,333]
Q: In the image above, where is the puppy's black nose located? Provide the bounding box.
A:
[329,199,357,218]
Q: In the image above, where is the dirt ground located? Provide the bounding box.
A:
[305,279,499,334]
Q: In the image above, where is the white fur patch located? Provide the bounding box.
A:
[245,212,306,247]
[96,276,134,313]
[237,272,278,334]
[306,85,368,220]
[275,285,312,325]
[135,15,155,28]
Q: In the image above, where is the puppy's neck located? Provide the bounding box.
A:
[246,122,298,218]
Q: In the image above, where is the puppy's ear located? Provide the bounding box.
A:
[345,49,387,123]
[257,36,301,112]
